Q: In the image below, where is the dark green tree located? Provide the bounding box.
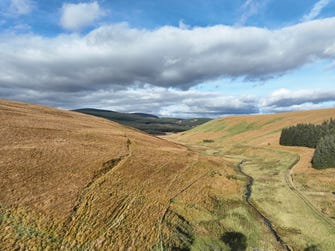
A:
[312,135,335,169]
[280,119,335,148]
[280,118,335,169]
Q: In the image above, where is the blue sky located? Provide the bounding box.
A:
[0,0,335,117]
[2,0,335,32]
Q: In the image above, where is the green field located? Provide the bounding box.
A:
[226,145,335,250]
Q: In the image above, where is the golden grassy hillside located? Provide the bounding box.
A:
[167,108,335,250]
[1,100,257,250]
[175,108,335,146]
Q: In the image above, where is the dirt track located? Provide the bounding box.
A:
[285,154,335,229]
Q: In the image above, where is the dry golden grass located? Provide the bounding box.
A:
[2,100,334,250]
[0,100,129,220]
[0,100,247,250]
[176,108,335,145]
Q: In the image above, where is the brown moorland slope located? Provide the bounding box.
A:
[0,99,193,249]
[1,100,260,250]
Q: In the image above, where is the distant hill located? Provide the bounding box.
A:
[131,112,159,118]
[172,108,335,146]
[73,108,211,135]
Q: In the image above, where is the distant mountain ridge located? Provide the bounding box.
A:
[131,112,159,119]
[73,108,211,135]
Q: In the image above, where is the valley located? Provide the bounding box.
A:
[166,109,335,250]
[73,108,211,135]
[2,2,335,250]
[1,100,335,250]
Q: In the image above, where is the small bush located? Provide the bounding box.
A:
[203,139,214,143]
[221,231,247,251]
[304,245,320,251]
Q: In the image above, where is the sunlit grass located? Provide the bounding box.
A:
[228,146,335,250]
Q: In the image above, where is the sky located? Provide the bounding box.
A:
[0,0,335,118]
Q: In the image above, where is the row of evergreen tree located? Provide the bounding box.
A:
[279,118,335,169]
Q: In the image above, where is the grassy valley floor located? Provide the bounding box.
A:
[165,108,335,250]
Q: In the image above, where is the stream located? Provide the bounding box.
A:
[237,160,292,251]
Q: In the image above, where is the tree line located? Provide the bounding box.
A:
[279,118,335,169]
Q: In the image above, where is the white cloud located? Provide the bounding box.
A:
[60,1,103,31]
[261,88,335,113]
[265,88,335,105]
[0,84,259,118]
[238,0,259,25]
[1,18,335,92]
[1,18,335,115]
[5,23,32,34]
[10,0,34,15]
[2,83,334,117]
[302,0,331,21]
[178,20,190,30]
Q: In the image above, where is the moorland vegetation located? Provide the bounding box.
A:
[2,100,334,250]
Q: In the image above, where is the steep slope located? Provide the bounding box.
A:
[1,100,274,250]
[167,108,335,250]
[0,100,197,249]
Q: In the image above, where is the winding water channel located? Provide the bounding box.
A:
[237,160,292,251]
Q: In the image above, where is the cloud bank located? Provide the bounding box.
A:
[1,18,335,93]
[1,18,335,117]
[1,83,334,118]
